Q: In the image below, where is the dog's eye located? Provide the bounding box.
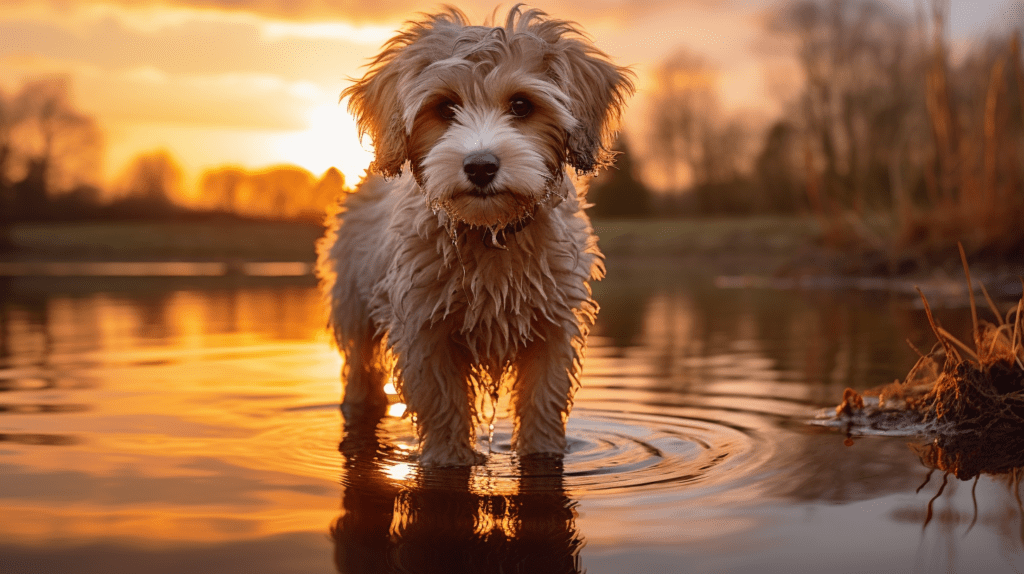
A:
[509,97,533,118]
[438,100,458,120]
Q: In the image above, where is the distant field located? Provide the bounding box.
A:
[4,216,824,264]
[7,220,324,261]
[592,216,822,257]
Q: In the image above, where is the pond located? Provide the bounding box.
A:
[1,262,1022,573]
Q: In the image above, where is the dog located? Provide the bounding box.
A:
[317,5,633,466]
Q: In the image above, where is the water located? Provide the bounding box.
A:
[1,265,1022,573]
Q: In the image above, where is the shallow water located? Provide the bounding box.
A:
[1,265,1022,573]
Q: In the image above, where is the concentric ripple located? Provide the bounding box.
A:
[315,405,770,498]
[559,408,764,494]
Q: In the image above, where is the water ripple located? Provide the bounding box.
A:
[322,405,770,499]
[559,408,766,495]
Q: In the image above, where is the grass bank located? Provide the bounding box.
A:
[4,220,324,262]
[3,216,824,268]
[593,216,823,256]
[4,216,1016,281]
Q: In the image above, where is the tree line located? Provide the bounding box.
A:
[0,77,347,236]
[589,0,1024,262]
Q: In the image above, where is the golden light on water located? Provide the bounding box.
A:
[385,461,414,482]
[0,286,343,545]
[7,264,1024,571]
[473,501,519,539]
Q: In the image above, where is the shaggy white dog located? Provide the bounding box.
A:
[317,5,633,466]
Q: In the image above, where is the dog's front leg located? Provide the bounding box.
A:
[340,333,387,418]
[512,320,583,457]
[396,333,483,466]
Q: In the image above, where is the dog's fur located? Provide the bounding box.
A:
[317,5,633,466]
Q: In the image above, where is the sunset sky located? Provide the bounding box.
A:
[0,0,1015,195]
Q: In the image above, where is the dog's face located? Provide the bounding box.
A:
[343,7,634,229]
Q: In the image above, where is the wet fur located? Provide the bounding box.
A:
[317,5,633,465]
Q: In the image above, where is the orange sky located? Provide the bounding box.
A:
[0,0,1009,194]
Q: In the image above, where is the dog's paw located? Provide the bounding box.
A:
[419,444,487,467]
[340,398,388,426]
[513,434,569,459]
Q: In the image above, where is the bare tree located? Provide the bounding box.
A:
[200,167,247,213]
[119,150,181,206]
[648,49,721,193]
[241,167,315,219]
[771,0,923,212]
[587,135,653,217]
[647,49,756,214]
[310,167,346,216]
[9,78,102,205]
[755,121,806,212]
[0,88,11,196]
[199,165,341,221]
[0,88,12,248]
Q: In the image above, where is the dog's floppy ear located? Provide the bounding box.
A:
[544,33,635,174]
[343,11,468,178]
[342,53,408,178]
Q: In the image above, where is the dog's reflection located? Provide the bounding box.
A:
[332,406,585,574]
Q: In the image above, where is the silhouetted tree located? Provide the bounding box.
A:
[309,167,346,218]
[10,78,102,212]
[648,49,720,193]
[200,166,247,213]
[0,78,102,222]
[11,159,49,220]
[754,121,807,213]
[770,0,923,212]
[197,164,335,220]
[0,88,11,191]
[0,88,13,250]
[588,136,653,218]
[240,166,315,219]
[646,49,755,214]
[112,150,181,218]
[120,151,180,204]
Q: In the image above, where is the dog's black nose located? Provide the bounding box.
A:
[463,152,500,187]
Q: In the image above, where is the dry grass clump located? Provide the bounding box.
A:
[836,246,1024,478]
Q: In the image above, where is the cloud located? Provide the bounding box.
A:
[0,4,386,79]
[0,1,389,130]
[1,0,422,25]
[2,0,730,29]
[0,56,337,131]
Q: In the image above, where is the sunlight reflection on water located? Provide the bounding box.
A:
[0,270,1022,573]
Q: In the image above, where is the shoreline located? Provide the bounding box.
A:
[2,219,1021,300]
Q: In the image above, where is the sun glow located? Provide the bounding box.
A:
[273,102,374,184]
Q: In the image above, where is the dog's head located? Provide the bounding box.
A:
[342,5,634,229]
